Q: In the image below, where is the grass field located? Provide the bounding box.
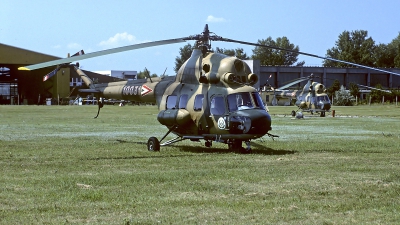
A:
[0,104,399,224]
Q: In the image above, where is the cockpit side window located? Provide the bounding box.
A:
[210,96,225,116]
[166,95,177,109]
[194,94,204,111]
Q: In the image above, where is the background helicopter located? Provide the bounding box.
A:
[20,24,400,152]
[262,74,331,117]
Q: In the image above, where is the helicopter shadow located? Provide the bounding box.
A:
[86,153,199,161]
[169,142,297,156]
[86,139,297,161]
[249,142,297,155]
[115,139,297,155]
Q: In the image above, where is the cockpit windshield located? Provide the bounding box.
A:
[227,92,265,112]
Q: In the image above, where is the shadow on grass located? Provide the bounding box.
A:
[114,139,297,156]
[174,144,297,155]
[250,142,297,155]
[86,139,296,161]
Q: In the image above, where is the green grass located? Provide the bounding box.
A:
[0,104,399,224]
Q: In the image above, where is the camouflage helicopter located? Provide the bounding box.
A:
[264,74,331,117]
[20,25,276,153]
[20,24,400,152]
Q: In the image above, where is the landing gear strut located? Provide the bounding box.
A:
[147,126,185,151]
[228,139,252,154]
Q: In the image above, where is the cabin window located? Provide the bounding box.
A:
[194,94,204,111]
[166,95,177,109]
[178,94,188,109]
[210,96,225,116]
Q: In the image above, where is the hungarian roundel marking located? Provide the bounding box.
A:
[141,85,153,96]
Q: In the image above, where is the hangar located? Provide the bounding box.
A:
[0,43,122,105]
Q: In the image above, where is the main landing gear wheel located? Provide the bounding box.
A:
[228,140,252,154]
[291,110,296,117]
[147,137,160,151]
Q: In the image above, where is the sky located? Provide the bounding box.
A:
[2,0,400,76]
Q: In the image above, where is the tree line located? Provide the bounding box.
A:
[174,30,400,71]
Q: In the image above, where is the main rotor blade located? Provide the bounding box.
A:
[220,38,400,77]
[276,77,310,90]
[357,84,390,93]
[19,38,186,71]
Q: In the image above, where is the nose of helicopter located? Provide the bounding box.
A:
[248,109,272,134]
[232,109,271,135]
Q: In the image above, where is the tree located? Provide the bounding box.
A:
[137,71,146,79]
[378,32,400,68]
[251,36,304,66]
[349,82,360,98]
[367,83,399,104]
[174,43,195,73]
[215,47,250,60]
[323,30,376,67]
[389,89,400,103]
[327,79,341,99]
[335,85,354,106]
[374,43,395,68]
[137,69,157,79]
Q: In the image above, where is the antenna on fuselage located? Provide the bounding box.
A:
[144,67,153,83]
